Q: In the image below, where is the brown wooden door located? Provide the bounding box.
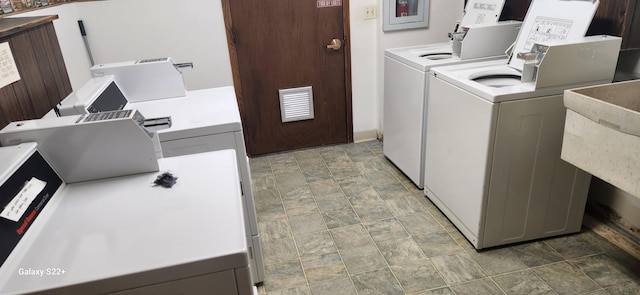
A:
[223,0,352,156]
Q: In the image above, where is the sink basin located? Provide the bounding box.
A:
[561,80,640,199]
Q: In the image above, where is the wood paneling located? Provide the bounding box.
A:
[624,0,640,49]
[586,0,638,50]
[499,0,531,22]
[0,16,71,129]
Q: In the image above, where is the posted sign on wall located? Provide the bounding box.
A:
[0,42,20,89]
[317,0,341,8]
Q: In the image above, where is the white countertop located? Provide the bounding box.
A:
[0,150,247,294]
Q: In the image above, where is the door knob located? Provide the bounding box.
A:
[326,39,342,50]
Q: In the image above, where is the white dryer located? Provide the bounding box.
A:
[383,0,517,188]
[0,144,253,294]
[424,0,621,249]
[130,87,265,284]
[47,81,265,284]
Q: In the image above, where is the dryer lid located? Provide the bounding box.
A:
[508,0,600,72]
[460,0,507,28]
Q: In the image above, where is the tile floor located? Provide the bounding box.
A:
[249,140,640,295]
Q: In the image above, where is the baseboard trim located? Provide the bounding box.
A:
[583,214,640,261]
[353,129,379,143]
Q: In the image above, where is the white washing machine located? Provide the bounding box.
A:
[383,0,517,188]
[424,0,622,249]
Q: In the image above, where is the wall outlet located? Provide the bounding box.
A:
[364,5,377,20]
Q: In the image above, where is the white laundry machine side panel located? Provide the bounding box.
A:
[424,75,498,247]
[234,132,264,284]
[383,56,428,188]
[482,95,591,248]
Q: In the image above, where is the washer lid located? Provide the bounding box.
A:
[508,0,600,72]
[460,0,507,28]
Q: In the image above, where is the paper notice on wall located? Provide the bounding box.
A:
[0,42,20,89]
[1,178,47,222]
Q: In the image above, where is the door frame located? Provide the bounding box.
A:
[221,0,354,155]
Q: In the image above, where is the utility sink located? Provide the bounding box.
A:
[561,80,640,199]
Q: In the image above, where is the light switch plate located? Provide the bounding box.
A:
[364,5,377,20]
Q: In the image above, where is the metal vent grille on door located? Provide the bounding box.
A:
[279,86,314,122]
